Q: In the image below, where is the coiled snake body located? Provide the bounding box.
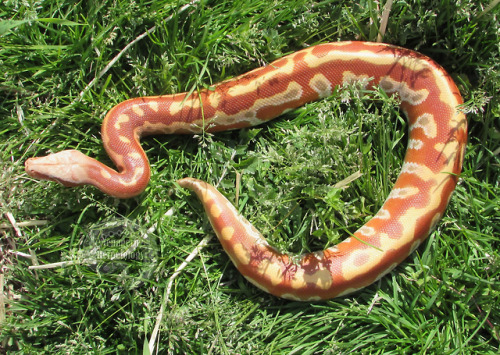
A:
[26,42,467,301]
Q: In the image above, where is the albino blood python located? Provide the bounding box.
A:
[26,41,467,301]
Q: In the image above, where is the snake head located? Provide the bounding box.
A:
[25,150,91,187]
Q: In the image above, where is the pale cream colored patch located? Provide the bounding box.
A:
[358,226,376,237]
[410,113,437,138]
[393,174,450,248]
[169,96,202,116]
[342,248,381,281]
[433,140,461,163]
[210,203,222,218]
[290,266,333,290]
[102,131,110,145]
[290,268,307,289]
[200,186,214,204]
[401,162,434,179]
[401,162,423,175]
[313,251,325,260]
[326,245,339,253]
[395,205,446,251]
[213,110,263,129]
[226,58,296,97]
[243,110,258,119]
[148,101,159,112]
[128,152,142,160]
[100,169,112,180]
[408,139,424,150]
[118,167,145,186]
[207,90,222,109]
[373,208,391,220]
[139,121,201,135]
[242,220,267,244]
[387,186,420,200]
[305,268,333,290]
[379,76,429,105]
[220,226,235,241]
[119,136,131,144]
[132,104,145,117]
[340,237,352,245]
[303,48,429,72]
[114,114,130,130]
[362,42,385,47]
[342,71,370,87]
[431,71,464,111]
[252,81,303,110]
[257,259,284,286]
[309,73,333,98]
[201,82,303,129]
[376,233,394,251]
[448,111,467,133]
[233,243,251,265]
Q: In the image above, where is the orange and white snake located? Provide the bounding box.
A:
[26,41,467,301]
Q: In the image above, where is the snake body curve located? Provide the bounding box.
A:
[25,42,467,301]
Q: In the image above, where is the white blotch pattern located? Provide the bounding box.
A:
[118,167,145,186]
[132,105,145,117]
[128,152,142,160]
[119,136,131,144]
[408,139,424,150]
[114,114,130,130]
[387,187,420,200]
[233,243,251,265]
[401,162,424,175]
[342,71,370,87]
[358,226,376,236]
[148,101,159,112]
[379,76,429,105]
[309,74,333,98]
[100,169,112,179]
[373,208,391,220]
[410,113,437,138]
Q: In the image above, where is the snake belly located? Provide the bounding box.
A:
[25,41,467,301]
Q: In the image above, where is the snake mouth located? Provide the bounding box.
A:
[25,157,53,180]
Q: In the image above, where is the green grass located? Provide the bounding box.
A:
[1,0,499,353]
